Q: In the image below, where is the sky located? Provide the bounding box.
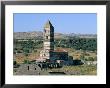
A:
[14,13,97,34]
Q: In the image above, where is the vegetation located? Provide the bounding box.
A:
[62,64,97,75]
[13,37,97,63]
[14,37,97,54]
[54,37,97,51]
[13,61,20,68]
[13,37,97,75]
[47,64,97,75]
[14,39,43,55]
[23,59,31,64]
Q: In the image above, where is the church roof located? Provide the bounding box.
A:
[54,49,67,52]
[44,20,53,28]
[48,49,67,53]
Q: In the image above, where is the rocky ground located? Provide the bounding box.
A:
[13,63,97,75]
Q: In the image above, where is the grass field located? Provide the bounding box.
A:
[46,64,97,75]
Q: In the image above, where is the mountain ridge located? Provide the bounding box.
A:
[14,31,97,39]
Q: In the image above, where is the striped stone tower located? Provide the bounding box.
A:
[40,20,54,60]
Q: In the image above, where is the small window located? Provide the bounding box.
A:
[27,66,29,70]
[46,36,48,39]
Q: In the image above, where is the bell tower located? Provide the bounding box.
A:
[44,20,54,51]
[40,20,54,60]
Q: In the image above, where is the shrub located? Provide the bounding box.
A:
[23,59,31,64]
[13,61,20,68]
[88,57,95,61]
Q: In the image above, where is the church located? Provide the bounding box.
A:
[37,20,70,65]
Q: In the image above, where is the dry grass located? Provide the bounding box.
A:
[47,64,97,75]
[14,47,97,63]
[14,49,41,63]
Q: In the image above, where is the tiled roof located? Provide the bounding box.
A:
[40,49,67,52]
[53,48,67,52]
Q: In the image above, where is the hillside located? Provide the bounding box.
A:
[14,31,97,39]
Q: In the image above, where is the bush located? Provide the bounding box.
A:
[34,49,37,52]
[13,61,17,65]
[84,57,95,61]
[88,57,95,61]
[23,59,31,64]
[13,61,20,68]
